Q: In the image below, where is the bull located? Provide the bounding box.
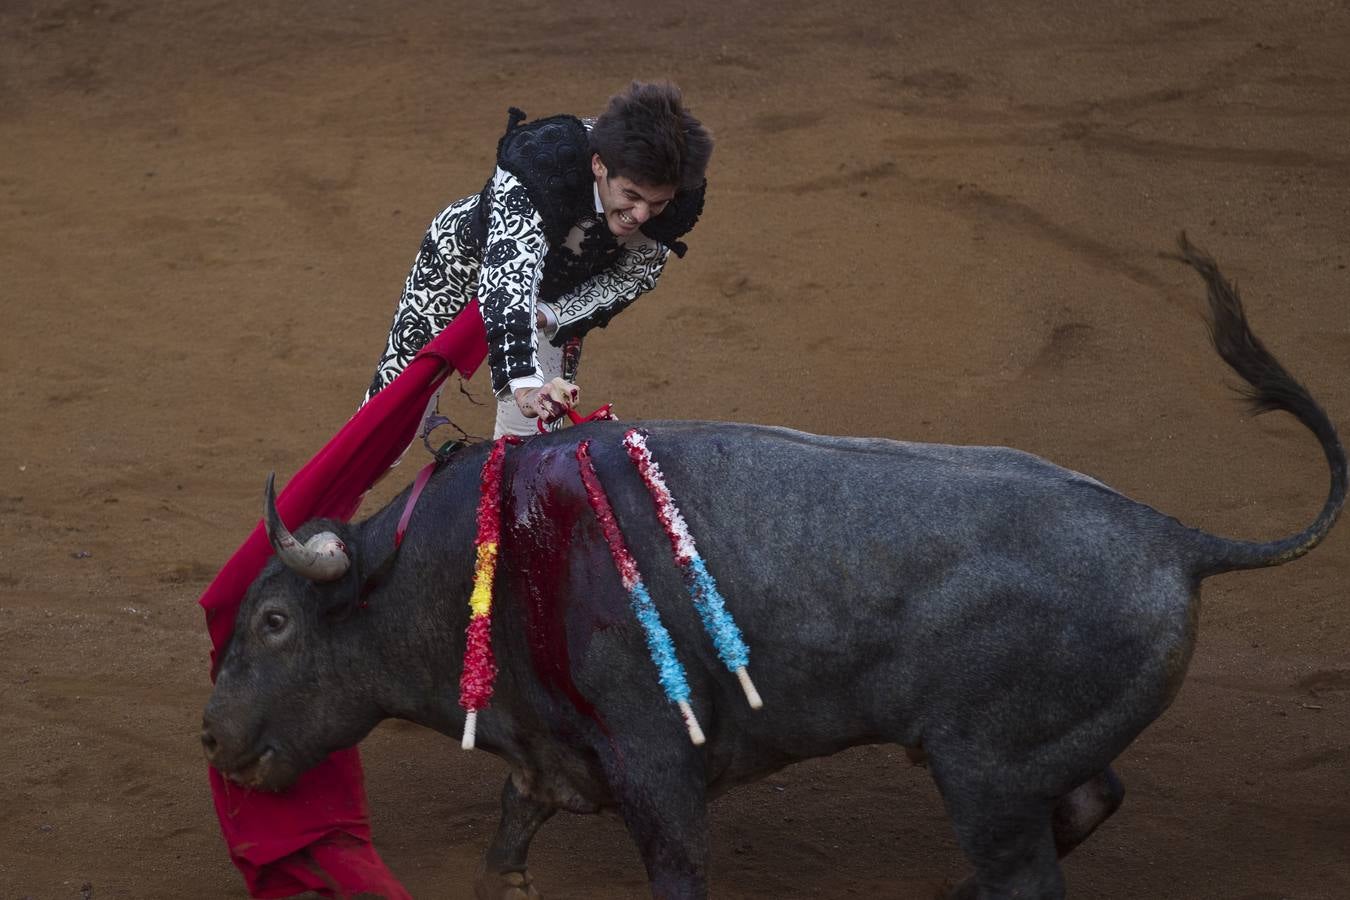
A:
[202,239,1345,899]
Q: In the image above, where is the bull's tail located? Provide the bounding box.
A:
[1175,234,1347,577]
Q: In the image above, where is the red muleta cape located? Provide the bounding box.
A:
[199,301,488,898]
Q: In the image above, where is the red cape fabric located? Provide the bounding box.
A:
[199,301,488,899]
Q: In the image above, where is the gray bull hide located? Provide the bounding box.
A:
[202,241,1344,899]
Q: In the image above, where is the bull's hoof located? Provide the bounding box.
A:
[474,868,543,900]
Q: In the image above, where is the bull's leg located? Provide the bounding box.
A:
[474,775,556,900]
[939,768,1122,898]
[1052,767,1124,858]
[935,763,1123,898]
[600,738,709,899]
[617,780,709,899]
[933,768,1064,900]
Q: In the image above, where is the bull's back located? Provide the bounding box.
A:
[629,420,1196,588]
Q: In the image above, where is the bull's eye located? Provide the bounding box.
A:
[263,611,288,632]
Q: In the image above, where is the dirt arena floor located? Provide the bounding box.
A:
[3,1,1349,897]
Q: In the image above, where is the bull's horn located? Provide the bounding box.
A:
[263,473,350,582]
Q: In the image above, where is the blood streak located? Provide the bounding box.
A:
[500,443,613,729]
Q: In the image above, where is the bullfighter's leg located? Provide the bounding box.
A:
[474,775,556,900]
[932,767,1064,899]
[1052,767,1124,858]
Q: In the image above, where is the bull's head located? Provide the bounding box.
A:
[200,477,388,791]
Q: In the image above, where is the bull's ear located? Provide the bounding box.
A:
[310,546,365,622]
[309,545,399,623]
[356,547,400,603]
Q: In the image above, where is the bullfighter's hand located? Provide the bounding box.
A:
[513,378,580,423]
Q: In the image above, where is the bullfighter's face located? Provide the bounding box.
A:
[591,154,676,238]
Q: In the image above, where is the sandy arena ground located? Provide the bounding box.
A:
[2,1,1348,897]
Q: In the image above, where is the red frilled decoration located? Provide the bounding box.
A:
[458,434,520,750]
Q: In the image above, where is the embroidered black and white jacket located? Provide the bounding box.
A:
[365,109,705,402]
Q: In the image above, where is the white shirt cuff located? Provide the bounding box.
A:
[507,374,545,397]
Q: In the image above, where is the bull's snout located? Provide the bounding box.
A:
[200,720,222,762]
[200,713,238,768]
[200,709,292,791]
[200,710,256,772]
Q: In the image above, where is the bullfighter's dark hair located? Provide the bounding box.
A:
[589,81,713,191]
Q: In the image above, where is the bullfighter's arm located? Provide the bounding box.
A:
[547,237,671,345]
[478,166,551,400]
